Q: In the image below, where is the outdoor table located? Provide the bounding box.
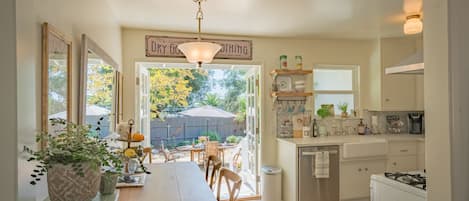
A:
[118,162,216,201]
[176,143,237,165]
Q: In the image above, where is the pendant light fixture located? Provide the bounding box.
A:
[403,14,423,35]
[178,0,221,68]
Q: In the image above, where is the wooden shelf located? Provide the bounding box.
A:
[117,138,144,143]
[270,69,312,76]
[271,91,313,97]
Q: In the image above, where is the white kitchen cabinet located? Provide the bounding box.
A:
[366,36,424,111]
[417,140,425,170]
[386,141,419,172]
[386,155,418,172]
[340,159,386,200]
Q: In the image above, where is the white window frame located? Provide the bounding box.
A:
[313,64,360,114]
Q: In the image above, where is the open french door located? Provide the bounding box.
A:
[136,66,151,147]
[241,68,260,194]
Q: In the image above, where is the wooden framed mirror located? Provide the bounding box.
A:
[41,23,72,131]
[79,34,119,137]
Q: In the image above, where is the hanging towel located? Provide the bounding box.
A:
[314,151,330,179]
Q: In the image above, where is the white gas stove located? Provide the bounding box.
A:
[370,171,427,201]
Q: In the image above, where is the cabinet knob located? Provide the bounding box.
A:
[358,168,362,172]
[400,149,408,153]
[364,168,369,171]
[393,162,397,166]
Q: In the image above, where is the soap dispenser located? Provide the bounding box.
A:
[358,118,365,135]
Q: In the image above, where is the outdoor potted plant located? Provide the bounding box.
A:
[26,119,122,201]
[338,102,349,118]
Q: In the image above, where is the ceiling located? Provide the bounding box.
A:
[108,0,422,39]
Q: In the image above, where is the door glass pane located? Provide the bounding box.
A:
[314,94,354,114]
[314,69,353,91]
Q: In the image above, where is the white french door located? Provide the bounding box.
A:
[242,68,260,194]
[136,66,151,147]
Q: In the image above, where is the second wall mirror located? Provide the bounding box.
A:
[79,34,120,137]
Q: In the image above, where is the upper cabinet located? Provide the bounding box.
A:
[365,36,424,111]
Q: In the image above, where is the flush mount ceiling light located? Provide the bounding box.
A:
[178,0,221,68]
[403,14,423,35]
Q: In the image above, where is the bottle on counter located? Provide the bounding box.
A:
[358,118,365,135]
[312,118,319,137]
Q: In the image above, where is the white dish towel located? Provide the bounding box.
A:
[313,151,330,179]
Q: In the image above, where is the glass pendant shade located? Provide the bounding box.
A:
[178,41,222,65]
[404,16,423,35]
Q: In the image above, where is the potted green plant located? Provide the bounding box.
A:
[316,108,331,119]
[338,102,349,118]
[25,119,122,201]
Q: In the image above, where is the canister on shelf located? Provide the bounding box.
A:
[280,55,288,69]
[295,56,303,69]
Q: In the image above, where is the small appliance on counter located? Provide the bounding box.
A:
[408,113,424,134]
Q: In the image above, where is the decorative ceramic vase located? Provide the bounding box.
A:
[47,163,101,201]
[100,173,119,195]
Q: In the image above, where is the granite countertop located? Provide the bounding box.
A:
[277,134,424,147]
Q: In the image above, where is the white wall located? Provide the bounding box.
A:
[121,28,380,166]
[448,0,469,200]
[0,0,18,200]
[424,0,452,200]
[16,0,122,200]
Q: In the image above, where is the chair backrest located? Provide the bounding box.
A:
[217,168,242,201]
[198,136,209,144]
[205,155,222,190]
[205,141,219,158]
[161,148,173,162]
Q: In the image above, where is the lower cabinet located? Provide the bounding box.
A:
[386,155,418,172]
[340,159,386,200]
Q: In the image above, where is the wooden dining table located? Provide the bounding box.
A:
[175,143,237,164]
[118,162,216,201]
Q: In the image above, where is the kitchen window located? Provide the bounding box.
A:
[313,65,359,114]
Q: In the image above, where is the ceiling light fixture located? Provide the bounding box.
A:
[403,14,423,35]
[178,0,221,68]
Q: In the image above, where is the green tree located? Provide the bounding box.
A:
[87,64,114,110]
[222,70,247,113]
[48,63,68,115]
[202,93,222,107]
[148,69,210,119]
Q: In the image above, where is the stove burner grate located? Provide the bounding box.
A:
[384,172,426,191]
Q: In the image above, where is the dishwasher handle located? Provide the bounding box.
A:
[302,150,338,156]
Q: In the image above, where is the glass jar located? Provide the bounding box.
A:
[280,55,288,69]
[295,56,303,69]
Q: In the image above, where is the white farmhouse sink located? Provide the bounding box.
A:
[343,140,388,159]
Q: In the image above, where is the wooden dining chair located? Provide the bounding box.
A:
[216,168,242,201]
[205,155,222,190]
[205,141,220,159]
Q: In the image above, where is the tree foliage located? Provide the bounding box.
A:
[48,62,68,115]
[222,70,247,114]
[202,93,222,107]
[148,69,209,119]
[86,64,114,110]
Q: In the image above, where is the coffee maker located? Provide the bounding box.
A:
[408,113,424,134]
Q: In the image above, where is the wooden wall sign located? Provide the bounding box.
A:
[145,36,252,60]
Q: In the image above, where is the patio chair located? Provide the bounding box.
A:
[205,155,222,190]
[161,148,183,163]
[160,141,183,163]
[205,141,220,159]
[216,168,242,201]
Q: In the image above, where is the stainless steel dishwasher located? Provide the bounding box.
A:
[298,146,340,201]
